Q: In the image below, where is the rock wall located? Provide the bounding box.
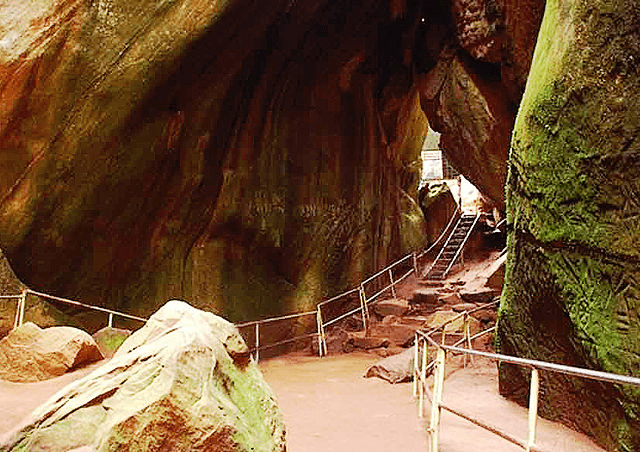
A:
[0,0,543,321]
[499,0,640,449]
[0,0,430,321]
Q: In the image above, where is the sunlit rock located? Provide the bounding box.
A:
[0,322,103,382]
[0,300,286,451]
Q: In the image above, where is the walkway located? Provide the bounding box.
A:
[260,353,604,452]
[260,352,428,452]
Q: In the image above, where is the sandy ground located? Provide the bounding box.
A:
[260,353,605,452]
[261,352,429,452]
[0,359,106,434]
[0,353,605,452]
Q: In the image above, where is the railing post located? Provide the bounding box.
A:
[255,323,260,363]
[463,312,473,367]
[413,333,419,397]
[316,306,327,357]
[419,339,428,418]
[429,347,446,452]
[18,289,27,328]
[359,285,369,334]
[526,368,540,452]
[412,251,418,275]
[388,269,397,299]
[108,312,114,328]
[13,290,25,329]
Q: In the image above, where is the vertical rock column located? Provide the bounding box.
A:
[499,0,640,449]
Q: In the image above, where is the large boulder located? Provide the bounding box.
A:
[418,182,458,245]
[499,0,640,449]
[0,300,286,451]
[0,322,103,382]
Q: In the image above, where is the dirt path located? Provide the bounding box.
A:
[0,360,106,434]
[261,352,428,452]
[260,353,604,452]
[0,353,605,452]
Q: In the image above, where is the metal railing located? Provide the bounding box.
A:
[424,212,480,280]
[2,208,464,363]
[413,313,640,452]
[4,288,148,331]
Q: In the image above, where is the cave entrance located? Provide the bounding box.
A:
[420,127,482,213]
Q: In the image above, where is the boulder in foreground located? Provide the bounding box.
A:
[0,300,286,452]
[0,322,103,382]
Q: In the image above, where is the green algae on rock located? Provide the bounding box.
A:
[499,0,640,448]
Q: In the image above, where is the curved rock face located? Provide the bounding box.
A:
[1,300,286,451]
[499,0,640,449]
[0,0,542,320]
[0,0,430,320]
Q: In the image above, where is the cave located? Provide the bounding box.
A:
[0,0,639,449]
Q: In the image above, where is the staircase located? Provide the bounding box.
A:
[424,212,480,280]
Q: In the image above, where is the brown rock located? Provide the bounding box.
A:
[418,182,458,245]
[344,332,390,352]
[0,322,103,382]
[365,346,416,384]
[485,253,506,289]
[451,303,478,313]
[370,324,416,348]
[473,308,496,324]
[439,293,463,305]
[411,288,440,306]
[459,288,500,304]
[372,298,410,317]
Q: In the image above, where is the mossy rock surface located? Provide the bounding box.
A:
[500,0,640,449]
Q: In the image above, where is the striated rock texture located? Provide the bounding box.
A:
[0,300,286,451]
[0,0,543,320]
[0,322,103,382]
[499,0,640,449]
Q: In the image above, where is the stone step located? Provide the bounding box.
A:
[418,280,444,288]
[459,288,501,304]
[372,298,410,317]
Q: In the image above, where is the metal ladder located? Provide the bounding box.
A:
[424,212,480,280]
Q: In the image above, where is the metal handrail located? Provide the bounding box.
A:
[236,310,316,328]
[1,205,461,363]
[418,209,461,260]
[442,212,480,279]
[424,215,465,277]
[27,289,147,323]
[414,313,640,452]
[441,345,640,387]
[361,253,413,286]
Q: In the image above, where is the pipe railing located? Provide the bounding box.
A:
[441,213,480,279]
[2,207,463,364]
[424,215,465,277]
[413,313,640,452]
[2,289,148,331]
